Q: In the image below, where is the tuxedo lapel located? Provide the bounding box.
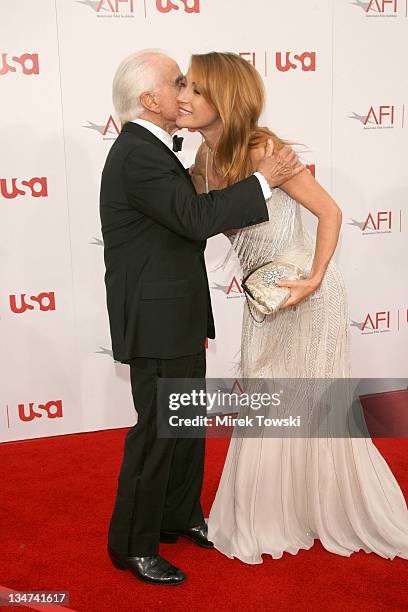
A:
[121,122,192,186]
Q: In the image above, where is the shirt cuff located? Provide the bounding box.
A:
[253,172,272,201]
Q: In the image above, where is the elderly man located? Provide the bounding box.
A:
[100,49,303,586]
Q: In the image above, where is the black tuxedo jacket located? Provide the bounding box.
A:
[100,122,268,362]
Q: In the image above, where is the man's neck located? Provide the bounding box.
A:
[138,112,177,135]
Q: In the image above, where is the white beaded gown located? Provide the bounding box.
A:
[207,186,408,563]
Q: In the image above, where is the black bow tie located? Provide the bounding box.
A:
[172,135,184,152]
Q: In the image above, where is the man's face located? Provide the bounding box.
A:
[153,57,184,130]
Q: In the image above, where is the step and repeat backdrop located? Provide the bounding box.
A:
[1,0,407,442]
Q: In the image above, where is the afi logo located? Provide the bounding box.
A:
[239,52,256,66]
[0,177,48,200]
[363,211,392,231]
[230,379,244,394]
[366,0,397,13]
[362,311,391,332]
[9,292,56,314]
[275,52,316,72]
[96,0,134,11]
[227,276,244,298]
[103,114,121,136]
[18,400,63,422]
[0,52,39,76]
[83,115,121,139]
[348,209,402,234]
[211,276,244,298]
[349,105,399,129]
[239,52,268,77]
[156,0,200,13]
[306,164,316,177]
[365,105,395,126]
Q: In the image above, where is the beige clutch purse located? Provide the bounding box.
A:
[242,260,306,322]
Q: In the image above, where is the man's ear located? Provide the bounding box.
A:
[139,91,160,115]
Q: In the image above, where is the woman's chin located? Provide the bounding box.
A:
[176,116,198,130]
[176,117,189,128]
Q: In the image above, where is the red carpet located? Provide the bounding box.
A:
[1,430,407,611]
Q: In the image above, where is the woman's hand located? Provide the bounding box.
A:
[276,277,322,309]
[190,166,206,194]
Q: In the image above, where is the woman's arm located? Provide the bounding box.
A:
[277,168,342,308]
[122,143,268,241]
[280,169,342,283]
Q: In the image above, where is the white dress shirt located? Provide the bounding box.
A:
[132,118,174,151]
[131,118,272,200]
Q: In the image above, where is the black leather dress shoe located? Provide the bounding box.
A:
[108,545,186,586]
[160,523,214,548]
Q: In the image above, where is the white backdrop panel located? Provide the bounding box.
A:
[1,0,407,441]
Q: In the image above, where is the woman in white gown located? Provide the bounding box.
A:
[176,52,408,562]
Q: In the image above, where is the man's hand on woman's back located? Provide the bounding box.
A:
[256,139,305,188]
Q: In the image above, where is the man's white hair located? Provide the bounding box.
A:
[112,49,171,123]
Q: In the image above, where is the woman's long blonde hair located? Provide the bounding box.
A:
[191,52,285,186]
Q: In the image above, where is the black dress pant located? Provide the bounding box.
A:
[108,349,206,557]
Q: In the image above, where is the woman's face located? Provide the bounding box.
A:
[176,67,221,131]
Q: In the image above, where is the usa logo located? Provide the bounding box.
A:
[239,51,317,77]
[0,53,40,76]
[17,400,63,422]
[155,0,200,12]
[0,177,48,201]
[9,292,56,314]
